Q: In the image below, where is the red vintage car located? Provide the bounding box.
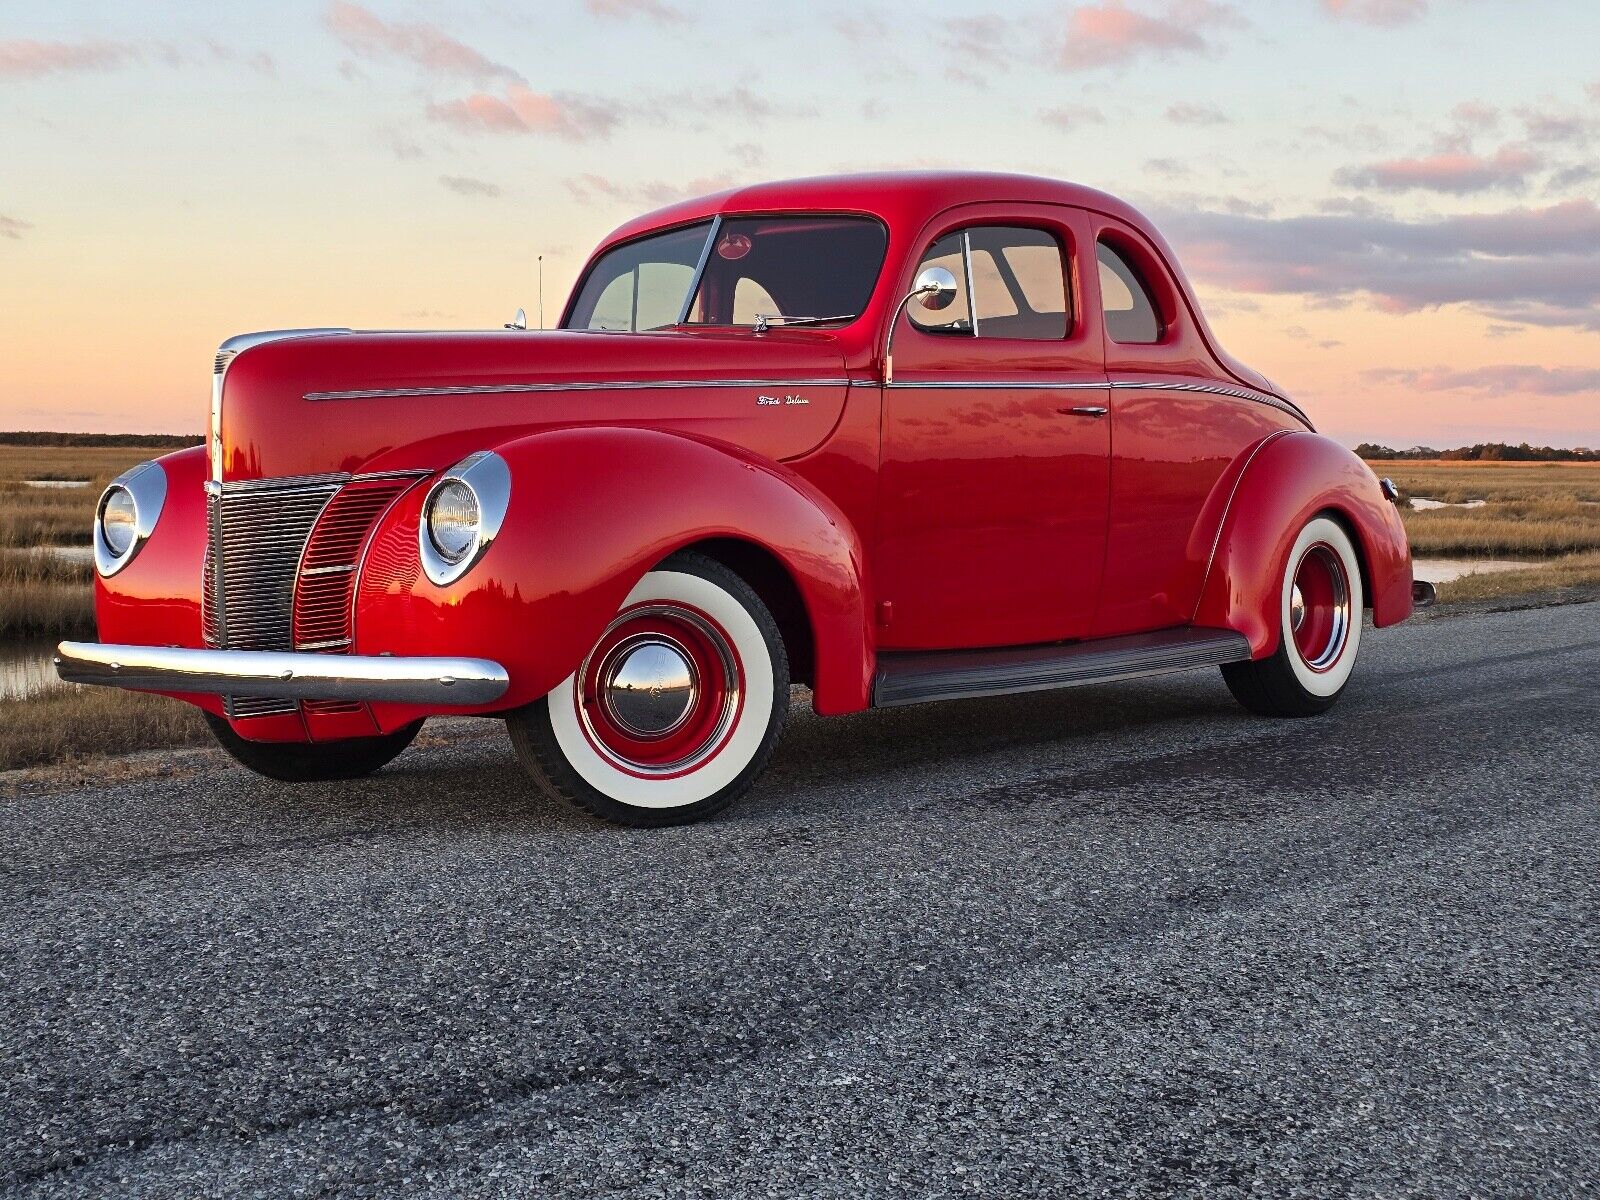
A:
[58,172,1416,825]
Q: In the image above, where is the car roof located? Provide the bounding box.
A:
[595,171,1155,250]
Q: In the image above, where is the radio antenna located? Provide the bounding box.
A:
[537,255,545,330]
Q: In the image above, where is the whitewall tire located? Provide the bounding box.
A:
[508,552,789,826]
[1223,514,1363,717]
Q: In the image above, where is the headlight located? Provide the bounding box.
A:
[100,487,139,557]
[94,461,167,577]
[417,451,511,586]
[426,480,480,563]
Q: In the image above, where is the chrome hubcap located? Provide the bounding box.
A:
[600,637,698,738]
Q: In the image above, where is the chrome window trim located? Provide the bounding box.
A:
[418,451,513,587]
[94,460,167,578]
[677,215,722,326]
[303,378,855,401]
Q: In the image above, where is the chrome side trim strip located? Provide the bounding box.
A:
[1109,380,1312,427]
[304,378,855,402]
[55,642,511,707]
[886,380,1107,390]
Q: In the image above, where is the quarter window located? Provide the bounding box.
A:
[1096,241,1163,344]
[909,227,1070,340]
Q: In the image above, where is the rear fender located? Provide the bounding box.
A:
[355,426,873,729]
[1194,432,1413,657]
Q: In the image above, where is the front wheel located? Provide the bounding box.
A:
[204,713,422,781]
[1222,514,1364,717]
[507,552,789,827]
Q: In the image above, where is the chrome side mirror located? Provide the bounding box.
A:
[504,307,527,331]
[911,266,959,311]
[883,266,961,385]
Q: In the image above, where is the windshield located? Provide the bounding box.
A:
[565,216,887,332]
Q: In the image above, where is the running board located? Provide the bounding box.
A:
[873,627,1253,707]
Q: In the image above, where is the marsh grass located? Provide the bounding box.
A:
[0,687,208,772]
[0,444,162,548]
[0,555,95,638]
[1378,460,1600,505]
[1436,551,1600,605]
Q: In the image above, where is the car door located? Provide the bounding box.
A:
[1088,216,1296,637]
[876,205,1111,650]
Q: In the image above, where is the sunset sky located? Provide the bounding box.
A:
[2,0,1596,448]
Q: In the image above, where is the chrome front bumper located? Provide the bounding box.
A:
[54,642,510,707]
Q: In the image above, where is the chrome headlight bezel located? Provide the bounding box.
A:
[94,460,167,577]
[418,451,511,586]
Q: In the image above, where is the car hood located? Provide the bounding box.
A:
[215,328,854,482]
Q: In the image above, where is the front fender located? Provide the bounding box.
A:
[355,426,873,727]
[1194,432,1412,657]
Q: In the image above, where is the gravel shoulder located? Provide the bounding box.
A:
[2,602,1597,1198]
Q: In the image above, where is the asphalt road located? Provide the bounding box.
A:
[2,601,1597,1198]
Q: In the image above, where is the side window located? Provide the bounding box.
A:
[1096,240,1163,344]
[910,227,1069,340]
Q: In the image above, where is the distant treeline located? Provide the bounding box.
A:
[0,432,203,449]
[1358,442,1599,462]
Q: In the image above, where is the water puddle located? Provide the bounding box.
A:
[23,479,90,489]
[1411,497,1487,511]
[1412,557,1536,584]
[0,639,65,702]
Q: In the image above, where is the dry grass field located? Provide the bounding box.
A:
[0,687,207,772]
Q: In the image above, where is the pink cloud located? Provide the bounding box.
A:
[1322,0,1428,25]
[1364,365,1600,396]
[429,85,621,140]
[0,38,134,77]
[1058,1,1239,70]
[566,173,739,208]
[585,0,688,22]
[1041,104,1108,130]
[325,2,517,80]
[0,214,32,240]
[1165,102,1228,125]
[1160,199,1600,331]
[1336,145,1540,193]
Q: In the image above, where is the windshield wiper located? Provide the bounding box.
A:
[752,313,857,333]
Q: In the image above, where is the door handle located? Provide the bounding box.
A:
[1058,405,1108,418]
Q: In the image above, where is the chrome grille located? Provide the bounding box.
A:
[205,475,342,718]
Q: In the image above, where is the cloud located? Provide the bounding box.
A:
[1363,365,1600,396]
[1517,107,1596,146]
[566,173,740,209]
[1041,103,1108,130]
[0,38,134,77]
[940,16,1013,66]
[440,175,501,197]
[1165,102,1228,125]
[1321,0,1428,26]
[0,37,271,78]
[429,85,620,140]
[1449,100,1499,134]
[0,214,32,240]
[1335,144,1541,194]
[1059,2,1239,69]
[325,2,517,80]
[1160,199,1600,332]
[586,0,689,21]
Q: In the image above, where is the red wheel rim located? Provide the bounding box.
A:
[1290,543,1352,672]
[575,603,743,777]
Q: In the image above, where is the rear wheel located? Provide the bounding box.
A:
[507,552,788,827]
[1222,514,1363,717]
[204,712,422,781]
